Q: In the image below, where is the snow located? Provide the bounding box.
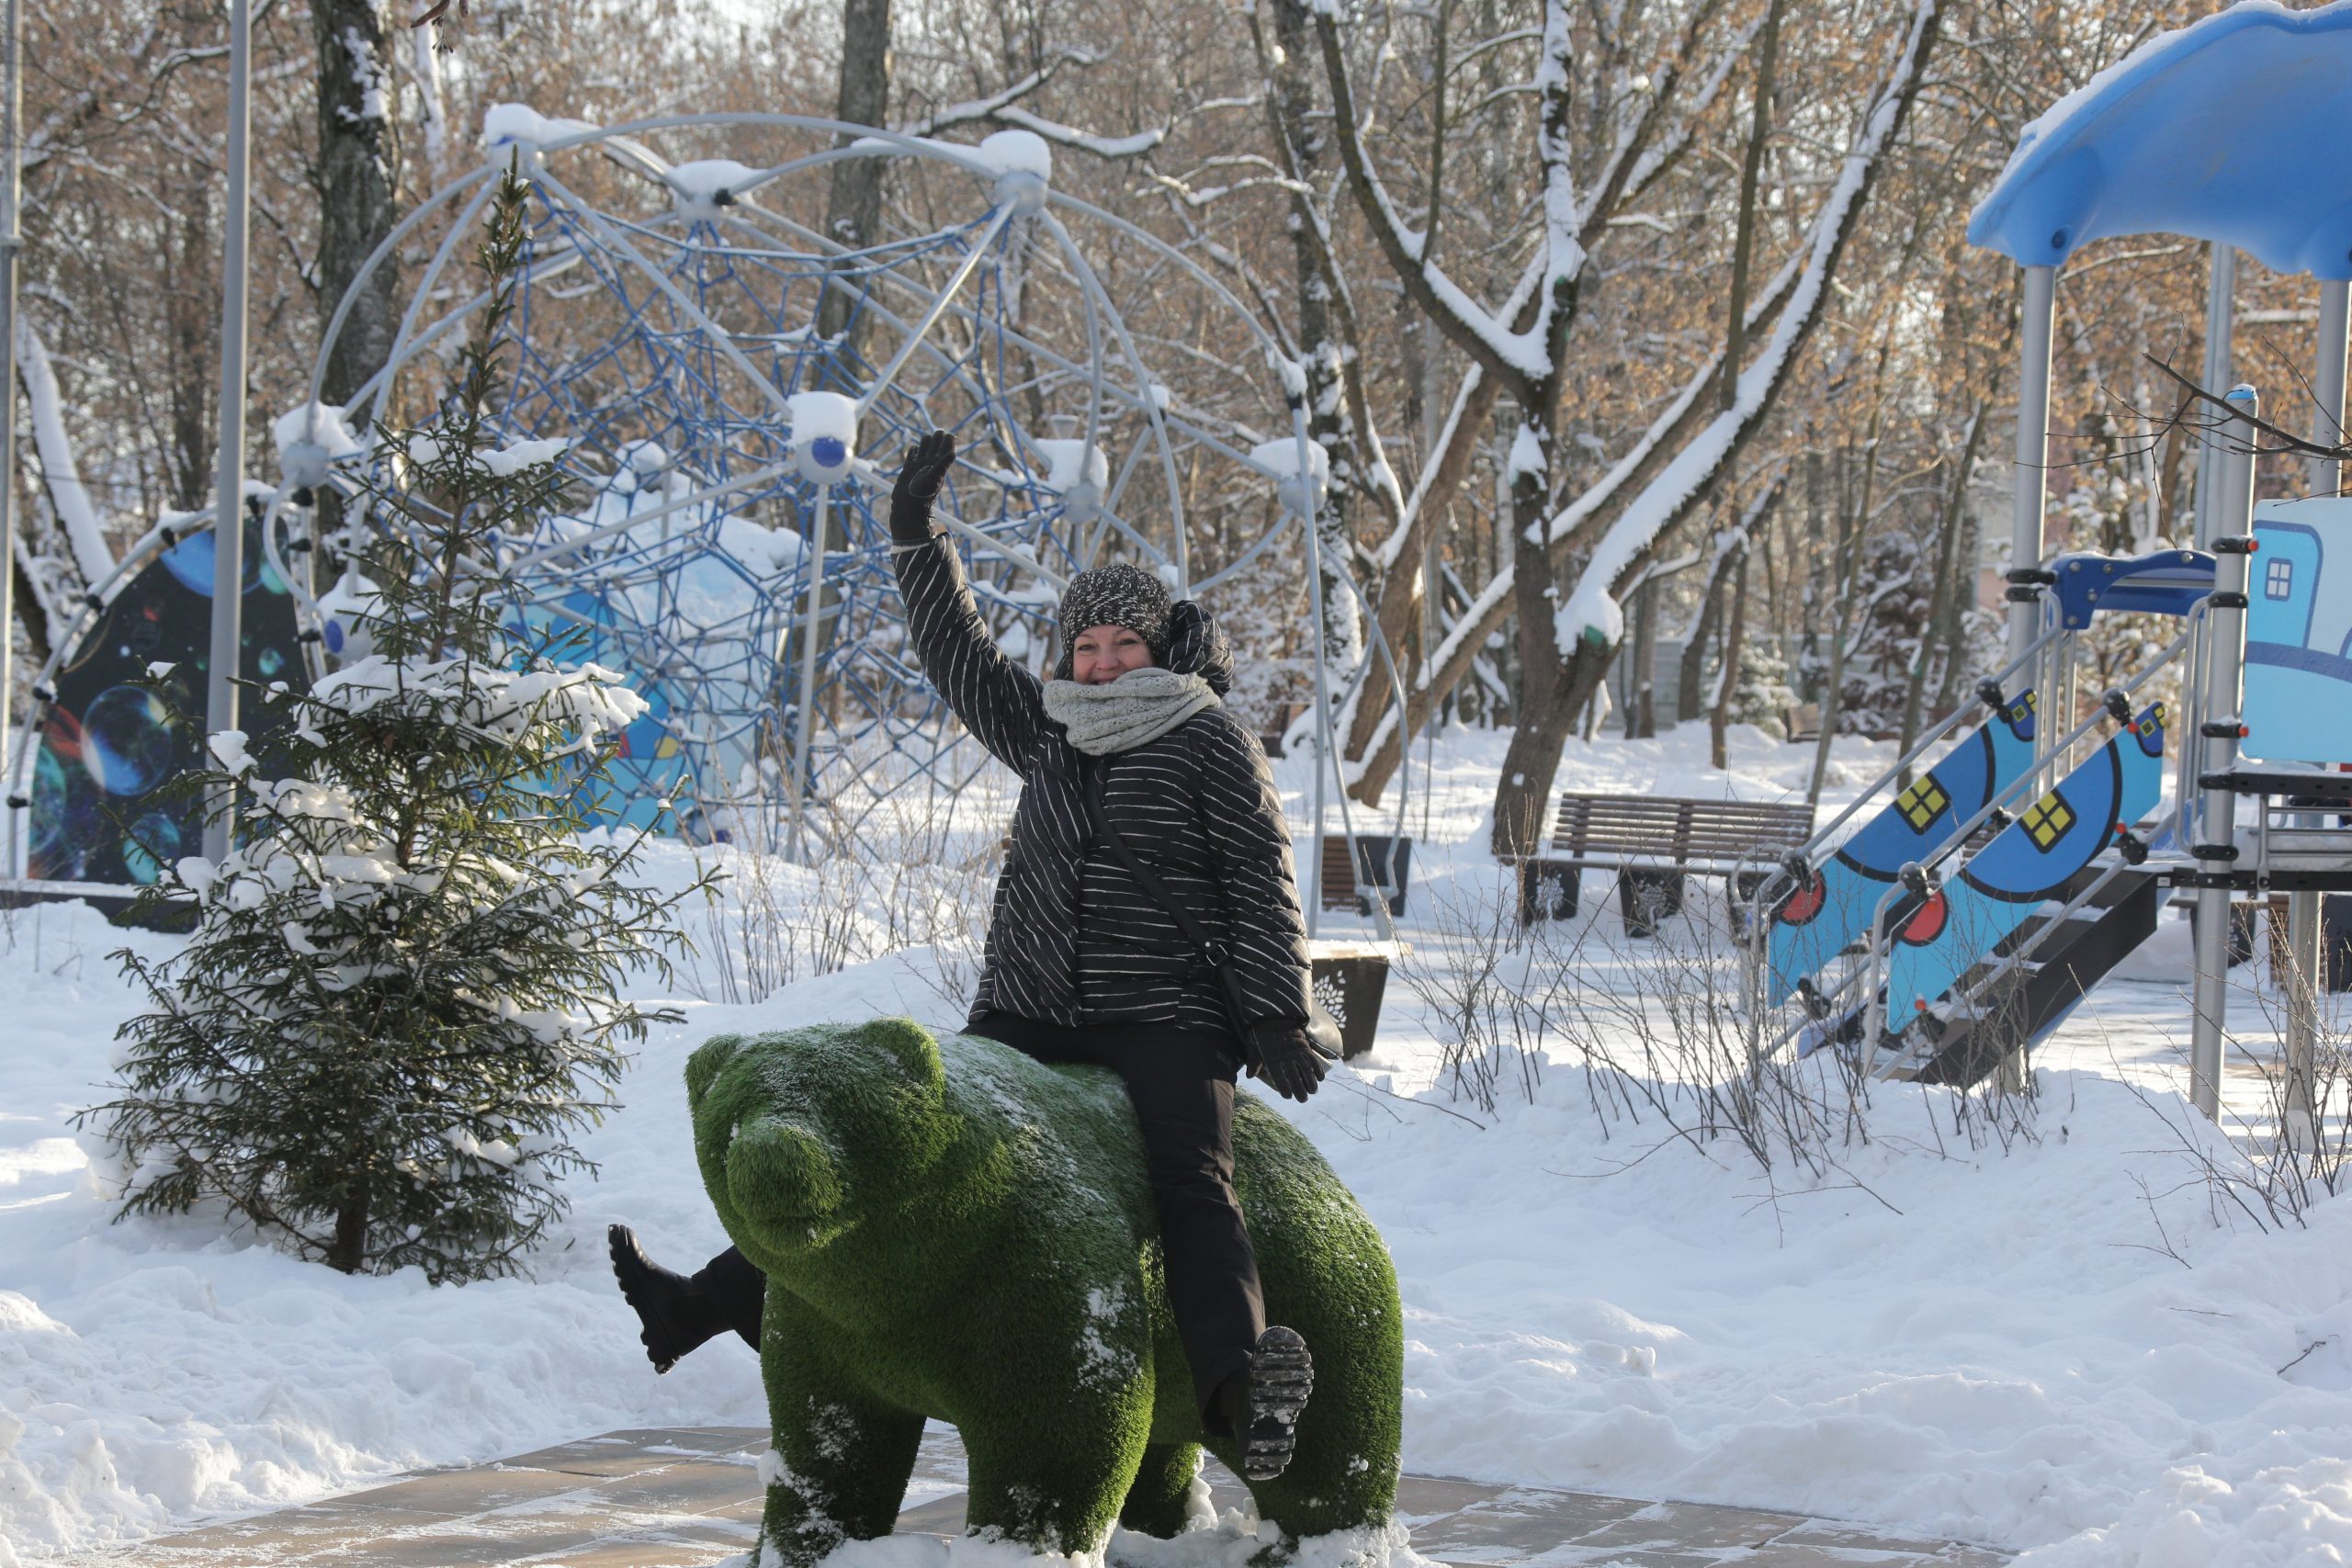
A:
[1033,440,1108,499]
[1505,423,1545,483]
[481,436,571,477]
[482,103,598,152]
[1553,577,1621,649]
[790,392,860,484]
[669,159,764,208]
[790,394,857,447]
[1250,437,1330,524]
[717,513,807,578]
[975,129,1054,185]
[11,722,2352,1566]
[204,729,254,779]
[988,109,1162,163]
[269,401,365,489]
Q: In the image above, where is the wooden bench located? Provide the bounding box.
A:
[1318,833,1413,918]
[1516,794,1815,936]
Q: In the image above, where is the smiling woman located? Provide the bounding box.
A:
[610,429,1339,1494]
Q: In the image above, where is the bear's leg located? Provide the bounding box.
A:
[962,1399,1148,1557]
[1242,1436,1396,1545]
[755,1337,923,1566]
[1118,1442,1204,1538]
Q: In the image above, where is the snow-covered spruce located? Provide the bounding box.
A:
[85,167,711,1284]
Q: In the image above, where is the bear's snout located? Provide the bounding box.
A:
[727,1116,846,1236]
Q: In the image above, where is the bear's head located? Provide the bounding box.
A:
[684,1019,955,1268]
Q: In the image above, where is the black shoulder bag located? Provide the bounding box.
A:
[1080,761,1342,1061]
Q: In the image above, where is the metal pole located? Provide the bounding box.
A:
[2312,277,2349,500]
[2284,890,2322,1156]
[0,0,22,884]
[203,0,252,864]
[2189,383,2257,1122]
[2283,279,2352,1156]
[2010,265,2056,667]
[2193,244,2237,548]
[787,483,829,863]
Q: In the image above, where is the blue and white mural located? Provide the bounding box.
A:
[2245,499,2352,766]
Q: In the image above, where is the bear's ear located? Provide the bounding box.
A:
[685,1034,746,1111]
[856,1018,944,1089]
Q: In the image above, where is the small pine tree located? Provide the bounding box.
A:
[85,168,711,1282]
[1727,638,1796,740]
[1839,530,1933,739]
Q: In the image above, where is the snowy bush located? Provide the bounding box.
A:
[84,169,710,1282]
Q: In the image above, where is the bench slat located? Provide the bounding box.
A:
[1542,792,1813,869]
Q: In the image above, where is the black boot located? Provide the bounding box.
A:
[607,1224,738,1373]
[1216,1325,1314,1482]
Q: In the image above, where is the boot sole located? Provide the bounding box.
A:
[1240,1326,1313,1481]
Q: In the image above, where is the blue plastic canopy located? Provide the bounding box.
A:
[1969,2,2352,278]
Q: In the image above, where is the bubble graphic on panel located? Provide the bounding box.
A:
[160,523,266,599]
[28,744,70,866]
[81,685,184,798]
[122,811,184,886]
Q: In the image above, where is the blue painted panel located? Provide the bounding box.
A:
[1882,705,2169,1025]
[2245,502,2352,765]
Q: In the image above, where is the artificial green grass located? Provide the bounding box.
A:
[686,1020,1404,1564]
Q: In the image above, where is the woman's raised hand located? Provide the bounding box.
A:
[901,430,956,501]
[888,429,957,545]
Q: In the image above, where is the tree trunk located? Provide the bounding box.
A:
[327,1179,371,1274]
[1268,0,1360,671]
[1711,546,1751,770]
[1677,531,1736,725]
[1805,489,1861,807]
[1489,434,1567,859]
[1896,402,1987,780]
[311,0,401,411]
[816,0,892,350]
[1623,575,1657,738]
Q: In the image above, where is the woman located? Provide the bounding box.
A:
[610,429,1331,1481]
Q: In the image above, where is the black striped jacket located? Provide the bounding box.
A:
[895,536,1312,1037]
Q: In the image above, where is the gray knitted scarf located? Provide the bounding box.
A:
[1042,668,1218,756]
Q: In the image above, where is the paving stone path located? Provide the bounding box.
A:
[80,1427,2010,1567]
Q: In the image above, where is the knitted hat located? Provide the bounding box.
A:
[1057,563,1172,660]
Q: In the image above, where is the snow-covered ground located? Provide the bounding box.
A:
[6,723,2352,1567]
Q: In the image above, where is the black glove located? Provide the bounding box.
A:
[1246,1021,1330,1104]
[889,429,956,545]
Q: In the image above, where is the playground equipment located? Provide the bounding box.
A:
[1748,3,2352,1134]
[2,105,1419,931]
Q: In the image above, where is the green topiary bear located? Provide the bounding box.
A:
[685,1020,1404,1565]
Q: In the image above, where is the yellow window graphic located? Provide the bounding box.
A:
[1896,777,1950,832]
[2021,791,2075,849]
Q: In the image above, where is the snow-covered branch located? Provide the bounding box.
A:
[899,55,1167,160]
[17,321,114,588]
[1314,0,1580,392]
[1562,0,1941,621]
[1344,0,1943,782]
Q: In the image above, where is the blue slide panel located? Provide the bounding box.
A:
[1881,705,2169,1026]
[1766,693,2039,1001]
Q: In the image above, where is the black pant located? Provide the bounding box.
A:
[691,1012,1265,1429]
